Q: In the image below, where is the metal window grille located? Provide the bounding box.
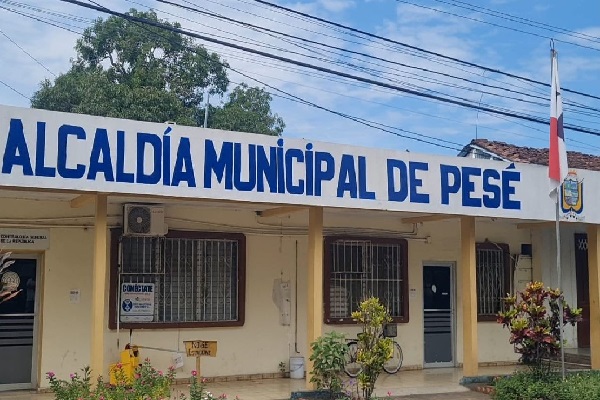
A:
[328,240,405,320]
[120,236,239,323]
[476,246,506,316]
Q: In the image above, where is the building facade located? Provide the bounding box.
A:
[1,107,600,391]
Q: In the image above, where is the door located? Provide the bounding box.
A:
[423,264,454,367]
[0,258,39,390]
[574,233,590,348]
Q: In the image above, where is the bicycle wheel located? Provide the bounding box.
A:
[383,342,403,374]
[344,341,362,377]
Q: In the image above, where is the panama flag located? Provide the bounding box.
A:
[549,50,568,199]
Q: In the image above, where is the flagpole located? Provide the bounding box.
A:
[555,194,566,380]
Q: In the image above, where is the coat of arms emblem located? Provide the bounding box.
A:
[561,171,583,220]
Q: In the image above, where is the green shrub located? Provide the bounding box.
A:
[309,331,348,398]
[493,370,600,400]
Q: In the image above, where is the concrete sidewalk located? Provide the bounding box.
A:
[0,365,513,400]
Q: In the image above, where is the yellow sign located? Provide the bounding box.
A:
[184,340,217,357]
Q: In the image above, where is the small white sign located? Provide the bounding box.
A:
[69,289,80,304]
[0,228,49,250]
[120,283,155,322]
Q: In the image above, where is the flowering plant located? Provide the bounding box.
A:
[188,371,230,400]
[46,359,175,400]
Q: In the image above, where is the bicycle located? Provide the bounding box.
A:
[343,324,403,377]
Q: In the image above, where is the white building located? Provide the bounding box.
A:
[1,106,599,391]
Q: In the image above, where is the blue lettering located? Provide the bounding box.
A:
[358,156,375,200]
[204,139,233,189]
[482,169,501,208]
[409,162,429,203]
[233,143,256,191]
[314,151,335,196]
[277,139,285,194]
[87,128,114,181]
[136,133,161,184]
[116,130,134,183]
[337,154,357,198]
[256,145,277,193]
[2,118,33,176]
[57,124,85,179]
[34,122,55,177]
[440,165,460,205]
[163,132,171,186]
[305,144,314,196]
[461,167,481,207]
[387,159,408,202]
[171,138,196,187]
[502,170,521,210]
[285,148,304,195]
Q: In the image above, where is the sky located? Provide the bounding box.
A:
[0,0,599,158]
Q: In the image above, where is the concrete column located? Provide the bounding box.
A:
[588,224,600,369]
[306,207,324,389]
[91,194,108,382]
[460,217,478,376]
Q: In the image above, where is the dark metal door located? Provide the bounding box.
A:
[574,233,590,348]
[0,259,37,389]
[423,265,454,367]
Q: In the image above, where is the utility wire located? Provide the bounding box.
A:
[58,0,600,136]
[248,0,600,101]
[60,0,466,152]
[397,0,600,53]
[0,27,56,76]
[431,0,600,43]
[0,5,83,34]
[0,78,30,100]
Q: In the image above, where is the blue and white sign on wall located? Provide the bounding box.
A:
[120,283,155,322]
[0,104,597,223]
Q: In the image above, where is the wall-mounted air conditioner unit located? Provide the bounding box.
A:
[123,204,166,236]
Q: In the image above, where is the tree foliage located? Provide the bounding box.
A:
[31,9,284,135]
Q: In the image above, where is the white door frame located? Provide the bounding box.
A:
[0,254,42,391]
[422,261,457,368]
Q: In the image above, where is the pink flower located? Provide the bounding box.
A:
[46,372,55,378]
[158,371,163,376]
[116,362,122,369]
[191,370,198,377]
[70,374,75,379]
[387,391,392,397]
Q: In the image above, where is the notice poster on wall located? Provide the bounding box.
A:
[120,283,155,322]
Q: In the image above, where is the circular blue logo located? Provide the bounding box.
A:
[122,299,133,312]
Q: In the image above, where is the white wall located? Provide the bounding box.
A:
[0,197,535,387]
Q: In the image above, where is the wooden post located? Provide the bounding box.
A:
[91,194,108,382]
[460,217,478,377]
[196,356,201,377]
[306,207,324,389]
[588,224,600,369]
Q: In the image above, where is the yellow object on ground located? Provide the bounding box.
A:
[108,345,140,385]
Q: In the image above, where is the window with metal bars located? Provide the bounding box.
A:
[476,242,511,321]
[324,237,409,324]
[109,230,245,328]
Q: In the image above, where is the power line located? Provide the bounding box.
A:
[0,5,83,34]
[431,0,600,44]
[397,0,600,53]
[0,27,56,77]
[248,0,600,102]
[0,78,30,100]
[57,0,600,136]
[54,0,466,152]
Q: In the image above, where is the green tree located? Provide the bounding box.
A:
[31,9,284,135]
[211,83,285,136]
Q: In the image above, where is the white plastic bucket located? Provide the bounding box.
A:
[289,356,305,379]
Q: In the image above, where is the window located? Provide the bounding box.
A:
[109,230,245,329]
[476,242,510,321]
[324,237,408,324]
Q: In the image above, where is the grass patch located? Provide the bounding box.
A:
[493,370,600,400]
